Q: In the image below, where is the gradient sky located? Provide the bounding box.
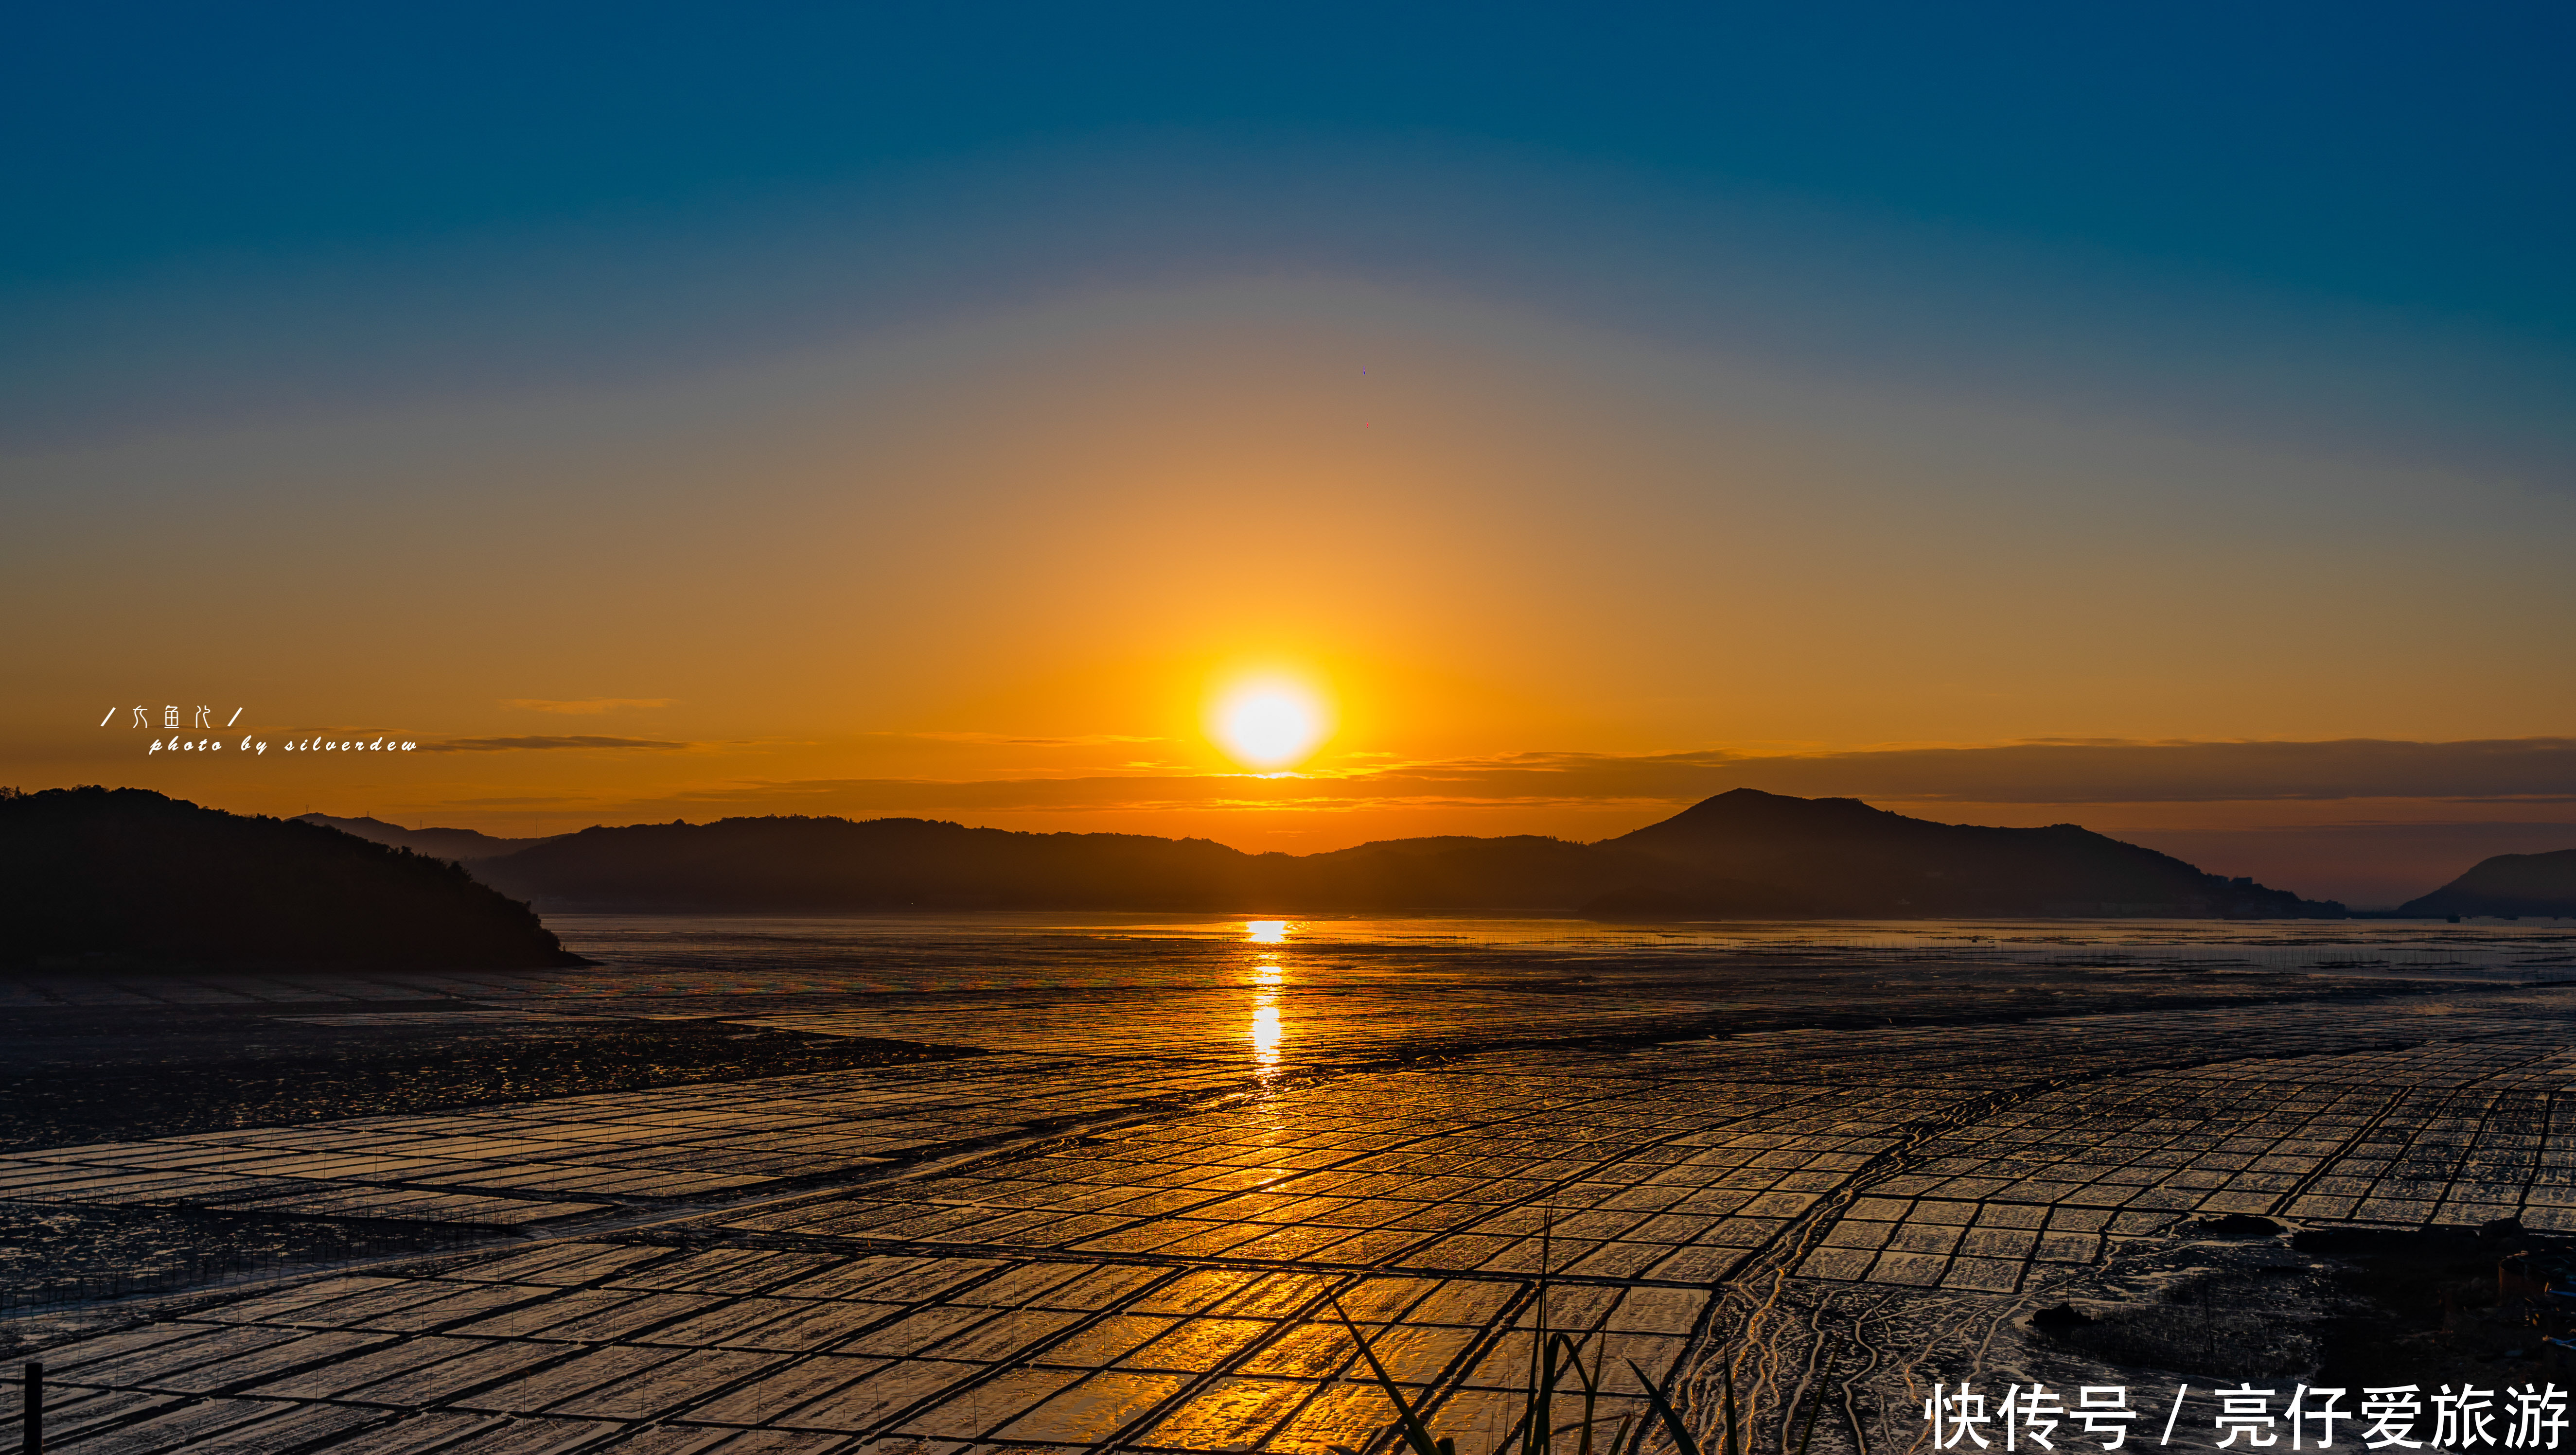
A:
[7,3,2574,906]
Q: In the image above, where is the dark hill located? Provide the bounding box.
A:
[2398,848,2576,918]
[292,812,556,862]
[1606,788,2339,917]
[472,790,2345,918]
[0,787,586,967]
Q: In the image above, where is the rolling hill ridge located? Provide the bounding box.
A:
[463,789,2348,918]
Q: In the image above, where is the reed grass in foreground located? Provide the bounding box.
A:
[1324,1286,1716,1455]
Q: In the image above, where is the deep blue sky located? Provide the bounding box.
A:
[12,2,2568,315]
[9,2,2572,472]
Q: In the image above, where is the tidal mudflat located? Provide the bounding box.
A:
[6,914,2576,1454]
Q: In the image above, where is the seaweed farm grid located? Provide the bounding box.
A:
[8,916,2576,1454]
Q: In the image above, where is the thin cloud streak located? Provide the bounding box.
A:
[422,736,693,753]
[502,698,676,714]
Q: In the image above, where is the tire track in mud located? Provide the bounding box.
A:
[1657,1074,2086,1455]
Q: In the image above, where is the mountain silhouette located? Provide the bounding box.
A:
[292,811,555,862]
[466,788,2346,918]
[2398,847,2576,918]
[1,787,587,967]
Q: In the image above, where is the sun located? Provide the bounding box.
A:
[1210,680,1329,770]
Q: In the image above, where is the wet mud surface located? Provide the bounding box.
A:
[2299,1224,2571,1389]
[0,1003,979,1153]
[2025,1220,2576,1396]
[0,1201,492,1350]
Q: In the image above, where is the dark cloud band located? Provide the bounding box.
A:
[617,736,2576,815]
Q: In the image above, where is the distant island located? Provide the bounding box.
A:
[0,787,588,968]
[315,788,2346,919]
[2400,848,2576,919]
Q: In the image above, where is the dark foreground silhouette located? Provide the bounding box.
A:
[2399,847,2576,919]
[0,787,587,967]
[453,788,2345,917]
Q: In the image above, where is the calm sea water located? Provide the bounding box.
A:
[551,912,2576,983]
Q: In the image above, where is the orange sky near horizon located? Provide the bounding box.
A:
[10,280,2576,906]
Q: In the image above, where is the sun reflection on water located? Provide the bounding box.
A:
[1238,926,1291,1065]
[1251,1000,1282,1064]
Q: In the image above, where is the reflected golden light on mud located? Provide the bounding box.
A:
[1251,1000,1282,1064]
[1244,919,1293,944]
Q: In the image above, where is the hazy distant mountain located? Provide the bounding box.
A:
[2398,848,2576,918]
[478,816,1258,912]
[3,788,586,967]
[476,819,1682,912]
[292,812,556,862]
[473,788,2347,918]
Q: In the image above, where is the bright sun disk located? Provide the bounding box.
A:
[1216,687,1323,769]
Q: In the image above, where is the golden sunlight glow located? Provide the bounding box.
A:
[1244,919,1291,945]
[1251,1001,1282,1063]
[1211,681,1328,770]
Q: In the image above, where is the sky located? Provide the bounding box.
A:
[6,2,2574,907]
